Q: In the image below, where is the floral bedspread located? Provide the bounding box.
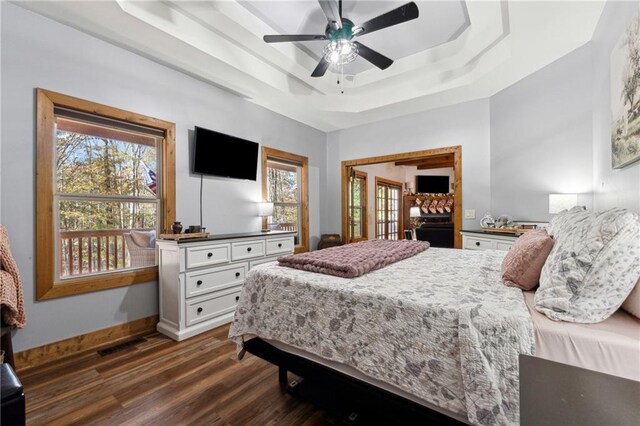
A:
[229,248,534,425]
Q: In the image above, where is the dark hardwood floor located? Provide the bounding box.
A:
[20,324,339,425]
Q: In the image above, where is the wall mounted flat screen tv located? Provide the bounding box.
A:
[193,126,259,180]
[416,175,450,193]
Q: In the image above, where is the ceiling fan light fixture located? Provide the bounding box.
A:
[323,40,358,65]
[263,1,419,77]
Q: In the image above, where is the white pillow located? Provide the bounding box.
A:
[535,208,640,323]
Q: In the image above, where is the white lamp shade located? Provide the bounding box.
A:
[410,206,422,217]
[549,193,578,214]
[257,202,274,217]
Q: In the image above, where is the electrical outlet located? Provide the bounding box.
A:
[464,209,476,220]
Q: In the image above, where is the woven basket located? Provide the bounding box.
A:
[317,234,343,250]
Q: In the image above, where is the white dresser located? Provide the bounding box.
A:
[156,230,295,341]
[460,230,518,251]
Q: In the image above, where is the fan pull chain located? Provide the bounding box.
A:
[337,64,345,94]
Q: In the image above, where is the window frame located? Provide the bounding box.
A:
[375,177,402,240]
[261,146,309,253]
[36,88,176,300]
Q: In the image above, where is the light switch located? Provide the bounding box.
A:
[464,209,476,219]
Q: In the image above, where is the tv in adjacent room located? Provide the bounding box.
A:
[416,175,450,194]
[193,126,259,180]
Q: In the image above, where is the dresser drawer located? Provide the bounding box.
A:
[464,236,497,250]
[186,244,230,269]
[186,286,241,327]
[185,263,247,298]
[231,240,265,260]
[266,237,294,255]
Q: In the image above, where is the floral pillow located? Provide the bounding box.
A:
[535,208,640,323]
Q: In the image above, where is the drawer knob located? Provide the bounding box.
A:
[196,280,203,286]
[207,252,213,258]
[475,242,480,247]
[278,243,282,248]
[235,272,241,278]
[197,307,203,314]
[247,247,252,252]
[235,296,240,302]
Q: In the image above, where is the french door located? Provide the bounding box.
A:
[375,177,402,240]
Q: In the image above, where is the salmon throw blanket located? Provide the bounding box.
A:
[277,239,430,278]
[0,226,26,328]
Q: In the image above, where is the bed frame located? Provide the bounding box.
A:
[243,338,464,425]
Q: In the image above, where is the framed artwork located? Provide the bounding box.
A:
[611,7,640,169]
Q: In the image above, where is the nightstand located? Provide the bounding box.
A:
[460,230,518,251]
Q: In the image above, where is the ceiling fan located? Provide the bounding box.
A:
[263,0,419,77]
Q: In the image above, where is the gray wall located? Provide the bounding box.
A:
[326,99,492,233]
[490,44,595,222]
[591,1,640,213]
[0,3,326,352]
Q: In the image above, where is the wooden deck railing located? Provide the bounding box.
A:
[59,228,153,278]
[273,222,297,232]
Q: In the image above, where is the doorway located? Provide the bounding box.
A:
[341,146,462,249]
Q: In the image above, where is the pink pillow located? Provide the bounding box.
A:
[502,229,554,290]
[621,278,640,319]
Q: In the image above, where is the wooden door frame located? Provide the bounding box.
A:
[341,146,462,249]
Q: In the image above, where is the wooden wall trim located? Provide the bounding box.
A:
[14,315,159,372]
[341,146,463,249]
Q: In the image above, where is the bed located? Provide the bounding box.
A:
[229,238,640,425]
[230,247,535,425]
[230,207,640,425]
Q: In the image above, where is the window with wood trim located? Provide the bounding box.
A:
[36,89,175,300]
[348,169,367,243]
[262,147,309,253]
[375,177,402,240]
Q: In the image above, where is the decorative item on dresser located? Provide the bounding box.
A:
[171,221,183,234]
[257,202,274,232]
[156,230,295,341]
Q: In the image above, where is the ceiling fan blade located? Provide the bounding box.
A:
[318,0,342,29]
[356,2,419,37]
[264,34,327,43]
[353,42,393,70]
[311,57,331,77]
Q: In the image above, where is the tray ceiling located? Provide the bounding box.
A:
[17,1,606,132]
